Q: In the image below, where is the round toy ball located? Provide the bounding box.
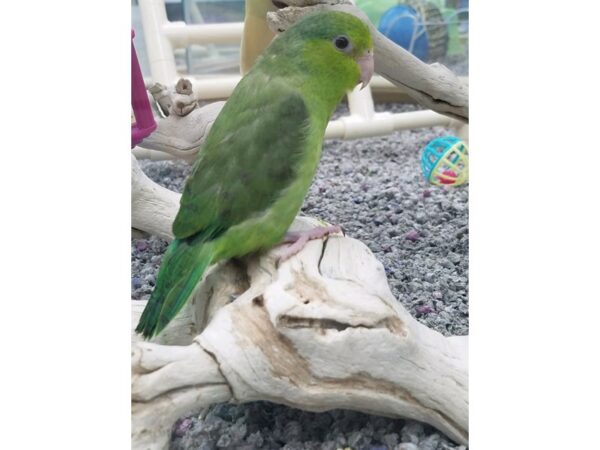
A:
[378,4,429,61]
[421,136,469,186]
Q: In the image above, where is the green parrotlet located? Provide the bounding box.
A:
[136,11,374,338]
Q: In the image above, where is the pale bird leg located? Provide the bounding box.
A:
[278,225,342,261]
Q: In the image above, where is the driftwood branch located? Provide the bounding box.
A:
[266,0,468,122]
[137,81,225,161]
[131,157,469,449]
[132,338,232,450]
[131,155,179,241]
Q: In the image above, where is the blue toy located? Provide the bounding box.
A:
[378,4,429,61]
[421,136,469,186]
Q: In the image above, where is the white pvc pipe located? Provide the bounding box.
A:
[138,0,178,85]
[164,22,244,48]
[137,0,435,108]
[191,75,241,100]
[147,74,407,101]
[132,147,178,161]
[134,110,453,161]
[347,84,376,120]
[324,110,452,140]
[388,110,455,131]
[370,76,401,90]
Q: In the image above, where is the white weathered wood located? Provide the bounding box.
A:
[131,166,469,449]
[134,100,224,162]
[133,299,198,346]
[266,0,468,122]
[169,78,198,117]
[148,82,173,116]
[198,232,469,444]
[131,155,179,241]
[132,339,232,450]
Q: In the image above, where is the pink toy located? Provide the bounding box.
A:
[131,29,156,149]
[437,169,458,185]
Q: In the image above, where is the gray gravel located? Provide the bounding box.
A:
[168,403,466,450]
[132,103,468,449]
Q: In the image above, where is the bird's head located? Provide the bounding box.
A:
[265,11,375,94]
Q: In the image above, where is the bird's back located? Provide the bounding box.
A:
[172,70,315,246]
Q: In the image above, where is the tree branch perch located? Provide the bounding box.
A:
[266,0,468,122]
[130,158,469,449]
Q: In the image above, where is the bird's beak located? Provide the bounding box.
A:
[357,49,374,90]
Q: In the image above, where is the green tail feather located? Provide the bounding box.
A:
[135,238,215,339]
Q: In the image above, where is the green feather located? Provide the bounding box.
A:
[172,88,310,241]
[135,238,214,338]
[136,11,373,338]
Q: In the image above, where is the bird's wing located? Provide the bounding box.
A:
[172,73,311,241]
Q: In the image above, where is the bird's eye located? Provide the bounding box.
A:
[333,35,351,52]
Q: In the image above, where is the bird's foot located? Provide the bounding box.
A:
[278,225,343,262]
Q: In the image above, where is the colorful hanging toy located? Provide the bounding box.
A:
[421,136,468,186]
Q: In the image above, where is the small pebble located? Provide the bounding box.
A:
[131,276,142,289]
[397,444,420,450]
[448,252,462,264]
[173,418,193,437]
[415,213,427,224]
[401,421,424,444]
[419,433,442,450]
[416,305,434,315]
[405,230,420,241]
[382,432,399,447]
